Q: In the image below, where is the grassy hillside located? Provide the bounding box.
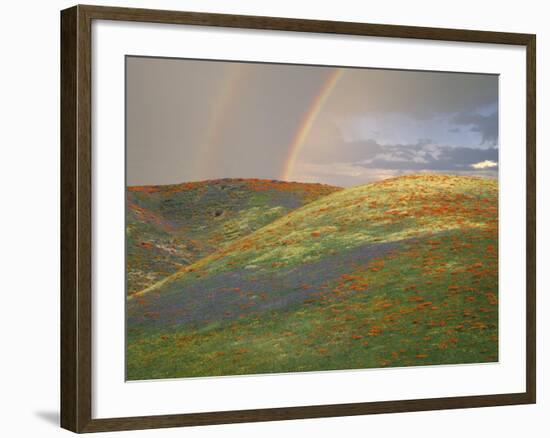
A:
[126,178,341,295]
[127,175,498,380]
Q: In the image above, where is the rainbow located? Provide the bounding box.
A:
[196,64,247,178]
[281,68,344,181]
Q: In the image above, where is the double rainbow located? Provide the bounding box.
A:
[196,66,344,182]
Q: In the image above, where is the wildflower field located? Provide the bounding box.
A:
[126,175,498,380]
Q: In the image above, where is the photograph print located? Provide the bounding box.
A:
[125,57,499,381]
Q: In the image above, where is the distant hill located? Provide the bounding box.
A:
[127,175,498,380]
[126,178,341,295]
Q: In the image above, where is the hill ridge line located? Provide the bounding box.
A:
[127,174,496,299]
[128,185,346,299]
[127,177,342,192]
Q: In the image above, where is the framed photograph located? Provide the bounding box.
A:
[60,4,536,433]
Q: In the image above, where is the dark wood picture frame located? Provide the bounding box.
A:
[61,4,536,433]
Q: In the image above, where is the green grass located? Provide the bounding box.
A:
[126,178,340,295]
[126,174,498,380]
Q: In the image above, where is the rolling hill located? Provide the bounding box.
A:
[126,178,341,295]
[127,174,498,380]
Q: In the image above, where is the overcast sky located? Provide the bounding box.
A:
[126,56,498,187]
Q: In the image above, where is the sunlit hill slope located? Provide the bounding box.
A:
[126,178,341,295]
[127,175,498,380]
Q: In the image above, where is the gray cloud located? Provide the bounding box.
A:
[359,139,498,172]
[451,111,498,146]
[331,69,498,121]
[126,56,499,187]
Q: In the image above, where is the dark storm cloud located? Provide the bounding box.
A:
[126,56,499,187]
[331,69,499,121]
[451,111,498,146]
